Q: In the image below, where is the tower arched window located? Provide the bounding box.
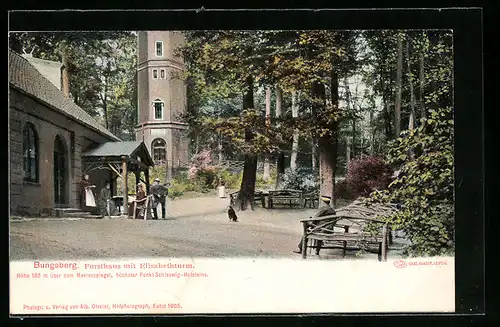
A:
[152,138,166,164]
[153,98,164,120]
[22,122,39,182]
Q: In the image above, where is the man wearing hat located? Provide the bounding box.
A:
[294,195,337,255]
[150,178,169,219]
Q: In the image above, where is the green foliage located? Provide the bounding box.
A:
[10,32,138,140]
[256,168,277,189]
[219,169,243,189]
[364,106,454,257]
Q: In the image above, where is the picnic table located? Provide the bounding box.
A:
[299,199,399,261]
[267,189,303,209]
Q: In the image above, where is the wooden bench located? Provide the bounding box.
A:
[268,189,303,209]
[300,214,391,261]
[302,190,319,208]
[229,190,266,208]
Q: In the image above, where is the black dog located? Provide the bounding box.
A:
[227,206,238,222]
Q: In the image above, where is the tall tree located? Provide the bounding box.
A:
[394,32,404,137]
[236,76,258,210]
[263,86,272,181]
[275,86,285,190]
[290,90,300,172]
[406,35,416,131]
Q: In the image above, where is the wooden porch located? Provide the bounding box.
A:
[82,141,155,216]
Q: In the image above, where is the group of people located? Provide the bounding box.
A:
[79,174,169,220]
[134,178,169,220]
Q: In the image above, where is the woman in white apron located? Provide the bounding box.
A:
[79,174,96,209]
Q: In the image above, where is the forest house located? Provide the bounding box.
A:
[9,49,154,217]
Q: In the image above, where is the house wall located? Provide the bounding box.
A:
[9,88,115,216]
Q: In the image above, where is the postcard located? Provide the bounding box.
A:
[9,19,459,315]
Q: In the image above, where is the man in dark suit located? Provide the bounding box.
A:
[294,195,337,255]
[149,178,169,219]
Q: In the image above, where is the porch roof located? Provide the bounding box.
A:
[82,141,155,168]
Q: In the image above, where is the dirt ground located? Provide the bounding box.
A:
[10,195,405,261]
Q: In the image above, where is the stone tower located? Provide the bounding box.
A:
[135,31,189,180]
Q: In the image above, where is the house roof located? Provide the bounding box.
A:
[8,49,120,141]
[82,141,154,167]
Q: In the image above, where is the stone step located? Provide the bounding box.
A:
[59,212,92,218]
[54,208,85,213]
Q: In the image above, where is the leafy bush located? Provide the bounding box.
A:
[187,149,219,190]
[256,168,277,189]
[335,179,357,200]
[364,107,455,257]
[219,169,243,189]
[343,155,393,198]
[281,167,318,192]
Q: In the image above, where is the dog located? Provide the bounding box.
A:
[227,205,238,222]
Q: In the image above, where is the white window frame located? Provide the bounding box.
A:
[155,41,164,57]
[160,69,166,79]
[152,69,158,79]
[153,100,164,120]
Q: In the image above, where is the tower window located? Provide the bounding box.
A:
[160,69,165,79]
[152,138,166,164]
[152,69,158,79]
[153,99,164,120]
[155,41,163,57]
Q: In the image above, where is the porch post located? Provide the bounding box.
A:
[135,171,140,189]
[121,156,128,216]
[145,168,150,194]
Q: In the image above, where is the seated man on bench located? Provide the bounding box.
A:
[294,195,337,255]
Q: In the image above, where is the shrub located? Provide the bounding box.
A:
[281,167,318,192]
[335,179,357,200]
[345,155,393,197]
[219,169,242,189]
[364,107,455,257]
[187,149,218,190]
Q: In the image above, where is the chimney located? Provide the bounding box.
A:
[61,53,70,97]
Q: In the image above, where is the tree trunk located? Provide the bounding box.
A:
[395,33,403,137]
[313,71,339,207]
[419,47,426,120]
[369,109,375,155]
[275,86,285,190]
[102,76,109,129]
[263,87,271,181]
[406,35,416,131]
[218,132,223,163]
[235,76,257,211]
[61,45,71,98]
[343,78,356,158]
[290,91,300,172]
[195,134,200,154]
[346,136,351,170]
[380,77,392,141]
[311,137,317,172]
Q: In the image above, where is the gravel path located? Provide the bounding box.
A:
[10,196,404,261]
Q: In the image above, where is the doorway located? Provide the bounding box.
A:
[53,135,68,206]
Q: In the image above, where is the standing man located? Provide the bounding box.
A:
[150,178,169,220]
[98,182,112,217]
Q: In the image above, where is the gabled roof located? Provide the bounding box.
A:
[82,141,154,167]
[8,49,120,141]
